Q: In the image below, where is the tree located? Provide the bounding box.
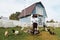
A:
[9,12,20,20]
[46,19,55,23]
[50,19,55,23]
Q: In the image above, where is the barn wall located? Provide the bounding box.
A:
[36,4,43,15]
[19,3,47,27]
[31,4,44,15]
[32,3,44,15]
[36,4,47,17]
[19,16,31,27]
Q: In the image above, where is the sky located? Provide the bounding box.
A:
[0,0,60,22]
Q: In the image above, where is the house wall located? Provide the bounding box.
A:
[30,14,45,27]
[36,4,43,15]
[38,16,45,26]
[36,4,46,26]
[32,3,47,17]
[19,15,45,27]
[19,16,31,27]
[31,3,46,27]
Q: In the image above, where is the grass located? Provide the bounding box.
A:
[54,28,60,39]
[0,27,60,40]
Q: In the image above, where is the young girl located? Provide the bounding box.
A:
[31,14,39,34]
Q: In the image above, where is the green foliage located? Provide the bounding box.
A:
[46,19,55,23]
[9,12,20,20]
[54,28,60,37]
[50,19,55,23]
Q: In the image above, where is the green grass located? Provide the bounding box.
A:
[0,27,60,40]
[54,28,60,38]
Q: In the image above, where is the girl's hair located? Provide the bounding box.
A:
[32,14,37,18]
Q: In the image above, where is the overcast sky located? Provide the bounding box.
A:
[0,0,60,22]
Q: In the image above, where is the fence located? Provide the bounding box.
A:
[0,19,21,28]
[0,19,60,28]
[46,23,60,27]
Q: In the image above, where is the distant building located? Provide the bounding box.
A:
[18,2,47,27]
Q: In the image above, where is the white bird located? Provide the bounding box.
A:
[15,30,19,35]
[21,27,24,30]
[5,31,8,37]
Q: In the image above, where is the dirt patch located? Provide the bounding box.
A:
[39,31,59,40]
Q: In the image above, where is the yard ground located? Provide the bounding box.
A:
[0,27,60,40]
